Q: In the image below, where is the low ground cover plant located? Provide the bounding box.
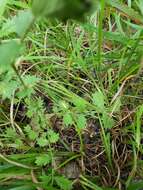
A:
[0,0,143,189]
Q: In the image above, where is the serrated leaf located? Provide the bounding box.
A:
[77,114,86,130]
[92,91,105,112]
[35,154,51,166]
[55,176,72,190]
[15,139,23,147]
[48,129,59,143]
[13,10,34,37]
[0,80,18,99]
[24,125,38,141]
[73,96,87,111]
[0,41,22,72]
[5,128,17,138]
[0,18,15,38]
[63,112,73,126]
[23,75,40,86]
[17,75,39,98]
[102,112,114,129]
[37,137,48,147]
[17,88,35,98]
[59,100,69,111]
[40,175,52,184]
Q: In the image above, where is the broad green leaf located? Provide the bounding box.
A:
[127,181,143,190]
[0,0,7,17]
[92,91,105,112]
[76,114,86,130]
[13,10,34,37]
[32,0,62,17]
[0,10,33,38]
[55,176,72,190]
[35,154,51,166]
[32,0,92,21]
[0,41,22,72]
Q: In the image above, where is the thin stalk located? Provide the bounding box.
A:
[55,154,81,170]
[97,0,105,70]
[99,116,113,171]
[12,64,27,88]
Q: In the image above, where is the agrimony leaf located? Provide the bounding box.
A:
[63,112,73,126]
[0,40,22,72]
[55,176,72,190]
[77,114,86,130]
[0,80,18,99]
[47,129,59,144]
[73,96,87,111]
[37,136,48,147]
[35,154,51,166]
[13,9,34,37]
[92,91,105,112]
[102,112,114,129]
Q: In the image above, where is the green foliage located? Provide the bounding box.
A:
[0,0,143,190]
[54,176,72,190]
[102,112,114,129]
[35,154,52,166]
[92,91,105,112]
[24,125,38,140]
[48,129,59,144]
[12,10,34,37]
[127,181,143,190]
[0,41,22,72]
[63,112,73,126]
[0,78,18,99]
[32,0,93,21]
[76,114,87,130]
[0,0,7,17]
[134,105,143,150]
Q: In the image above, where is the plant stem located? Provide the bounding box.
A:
[97,0,105,70]
[12,64,27,88]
